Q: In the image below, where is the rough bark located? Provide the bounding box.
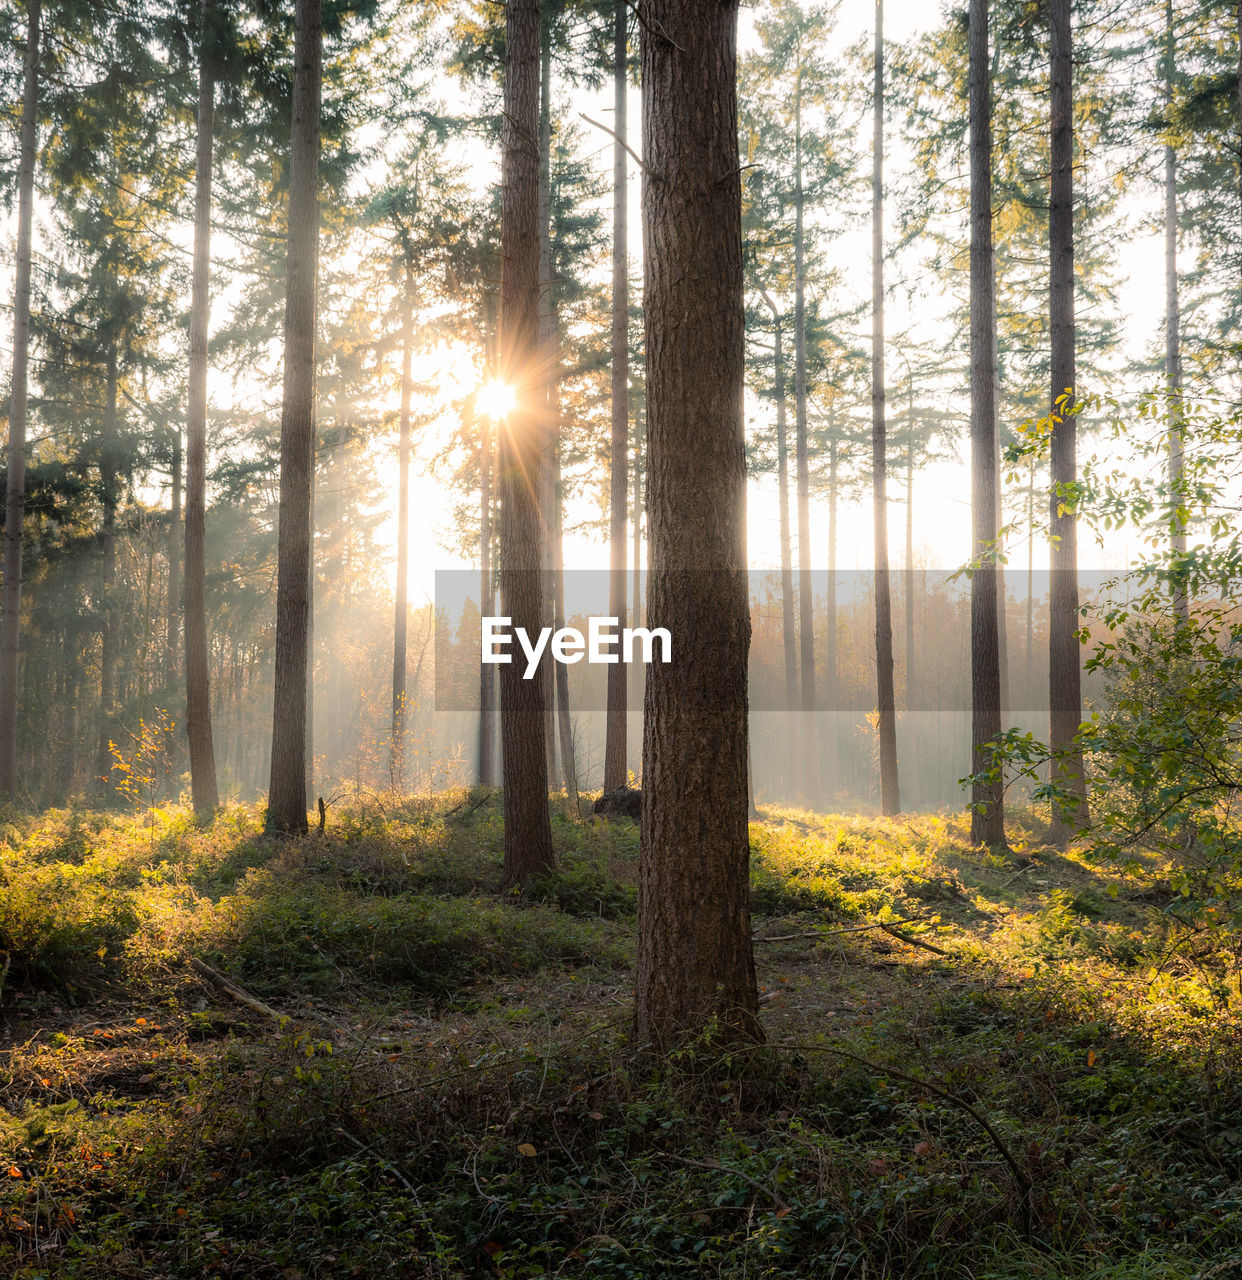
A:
[633,0,760,1049]
[185,0,220,817]
[265,0,322,836]
[968,0,1006,849]
[391,269,413,789]
[0,0,40,799]
[1048,0,1088,843]
[604,0,630,791]
[871,0,899,815]
[498,0,554,884]
[538,24,557,789]
[792,79,819,807]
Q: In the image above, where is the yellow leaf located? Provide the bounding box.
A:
[1087,1049,1096,1067]
[517,1143,537,1158]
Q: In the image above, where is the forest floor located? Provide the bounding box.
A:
[0,792,1238,1279]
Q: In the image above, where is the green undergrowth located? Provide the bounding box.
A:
[0,793,1238,1277]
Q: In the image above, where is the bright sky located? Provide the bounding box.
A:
[369,0,1167,609]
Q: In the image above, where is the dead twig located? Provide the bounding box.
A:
[755,915,929,944]
[877,922,951,956]
[782,1040,1033,1237]
[662,1153,790,1213]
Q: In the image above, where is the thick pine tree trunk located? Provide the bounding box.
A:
[871,0,899,815]
[1164,0,1188,621]
[391,270,413,790]
[968,0,1007,849]
[478,410,494,787]
[265,0,321,835]
[498,0,554,883]
[633,0,760,1049]
[0,0,40,800]
[1047,0,1088,844]
[630,424,643,726]
[185,0,220,817]
[537,24,557,789]
[604,0,630,791]
[792,87,819,808]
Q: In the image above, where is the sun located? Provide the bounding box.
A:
[476,379,516,421]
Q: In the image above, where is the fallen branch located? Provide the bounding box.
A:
[783,1040,1032,1237]
[190,957,287,1024]
[662,1153,790,1213]
[755,915,929,944]
[189,957,375,1054]
[877,922,950,956]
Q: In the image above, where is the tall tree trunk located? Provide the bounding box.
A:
[185,0,219,817]
[166,427,181,677]
[825,419,838,795]
[479,408,494,787]
[792,78,819,807]
[552,433,578,805]
[498,0,554,883]
[904,404,914,712]
[0,0,40,800]
[604,0,630,791]
[969,0,1007,849]
[633,0,760,1049]
[265,0,321,835]
[1048,0,1088,843]
[769,304,797,716]
[1165,0,1188,621]
[96,342,120,797]
[993,303,1010,725]
[630,421,642,731]
[538,21,557,789]
[392,268,414,790]
[871,0,899,815]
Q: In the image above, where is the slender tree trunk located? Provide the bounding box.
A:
[905,409,914,711]
[0,0,40,800]
[498,0,554,883]
[392,268,414,790]
[185,0,220,817]
[770,307,797,716]
[552,436,578,805]
[825,420,839,795]
[871,0,899,815]
[479,408,494,787]
[969,0,1006,849]
[1048,0,1088,843]
[792,79,819,808]
[166,428,182,677]
[265,0,322,835]
[993,301,1010,725]
[634,0,760,1049]
[95,343,120,797]
[630,422,642,733]
[1165,0,1188,621]
[1026,454,1035,688]
[604,0,630,792]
